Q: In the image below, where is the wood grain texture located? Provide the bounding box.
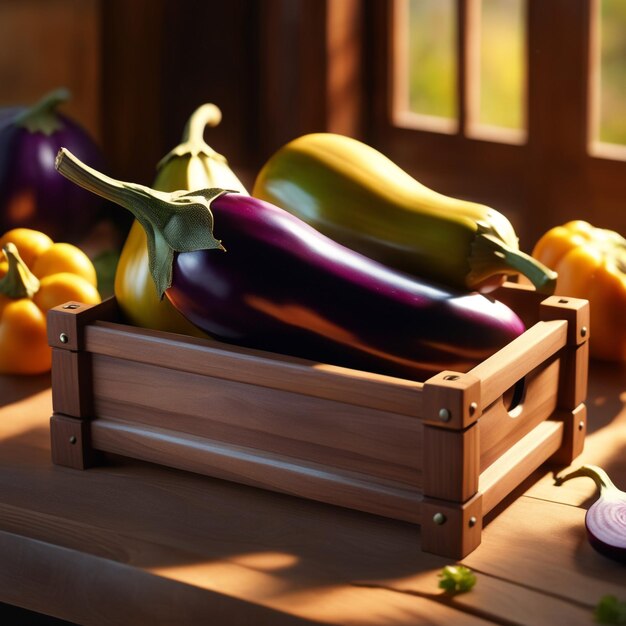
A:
[49,413,99,470]
[0,530,316,626]
[478,355,560,471]
[516,357,625,507]
[360,562,596,626]
[90,417,424,524]
[422,422,479,502]
[90,352,423,486]
[421,493,483,559]
[50,349,92,418]
[0,0,101,141]
[84,321,425,417]
[540,296,590,411]
[421,370,482,429]
[479,420,563,514]
[469,320,567,407]
[47,298,119,351]
[326,0,366,137]
[540,296,590,347]
[0,525,501,626]
[464,496,626,609]
[0,364,623,625]
[548,403,587,467]
[47,287,587,560]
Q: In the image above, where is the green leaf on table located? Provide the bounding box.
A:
[595,595,626,624]
[437,565,477,594]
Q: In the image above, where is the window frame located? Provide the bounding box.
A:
[366,0,625,249]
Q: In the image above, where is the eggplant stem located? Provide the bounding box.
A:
[156,103,227,170]
[14,87,70,135]
[182,103,222,143]
[55,148,225,298]
[555,464,620,497]
[0,243,40,299]
[468,226,558,295]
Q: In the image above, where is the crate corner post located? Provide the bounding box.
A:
[420,371,484,557]
[47,299,116,470]
[50,413,101,470]
[421,493,483,559]
[540,295,590,466]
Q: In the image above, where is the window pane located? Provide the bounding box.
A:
[598,0,626,145]
[404,0,456,121]
[478,0,525,130]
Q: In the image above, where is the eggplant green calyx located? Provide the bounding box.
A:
[55,147,226,299]
[14,87,71,135]
[555,464,621,499]
[0,243,40,299]
[157,103,228,170]
[469,224,558,294]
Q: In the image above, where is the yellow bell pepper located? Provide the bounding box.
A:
[0,228,101,374]
[532,220,626,362]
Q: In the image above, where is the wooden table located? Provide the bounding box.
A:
[0,360,624,626]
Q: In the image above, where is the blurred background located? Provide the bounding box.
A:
[0,0,624,252]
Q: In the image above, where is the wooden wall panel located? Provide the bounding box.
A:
[100,0,261,188]
[257,0,327,156]
[99,0,167,184]
[0,0,101,142]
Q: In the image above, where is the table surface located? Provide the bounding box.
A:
[0,360,625,626]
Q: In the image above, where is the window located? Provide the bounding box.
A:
[369,0,625,249]
[590,0,626,157]
[472,0,525,139]
[394,0,526,142]
[393,0,458,132]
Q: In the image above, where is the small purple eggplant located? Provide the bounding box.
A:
[556,465,626,564]
[0,88,105,242]
[55,147,526,382]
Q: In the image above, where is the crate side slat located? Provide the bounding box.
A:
[84,323,425,418]
[479,420,564,514]
[479,356,560,471]
[469,320,567,407]
[91,354,424,487]
[93,397,422,488]
[89,417,424,524]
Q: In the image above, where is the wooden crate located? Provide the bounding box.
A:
[47,282,589,559]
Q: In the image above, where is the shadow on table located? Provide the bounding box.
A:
[3,358,622,624]
[0,372,50,408]
[0,602,76,626]
[585,359,626,436]
[0,423,448,591]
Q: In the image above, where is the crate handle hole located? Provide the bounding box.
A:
[503,377,526,418]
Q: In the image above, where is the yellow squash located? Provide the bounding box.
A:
[115,103,248,335]
[532,220,626,361]
[254,133,557,293]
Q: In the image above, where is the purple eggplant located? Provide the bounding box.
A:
[556,465,626,564]
[55,147,525,381]
[0,88,106,242]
